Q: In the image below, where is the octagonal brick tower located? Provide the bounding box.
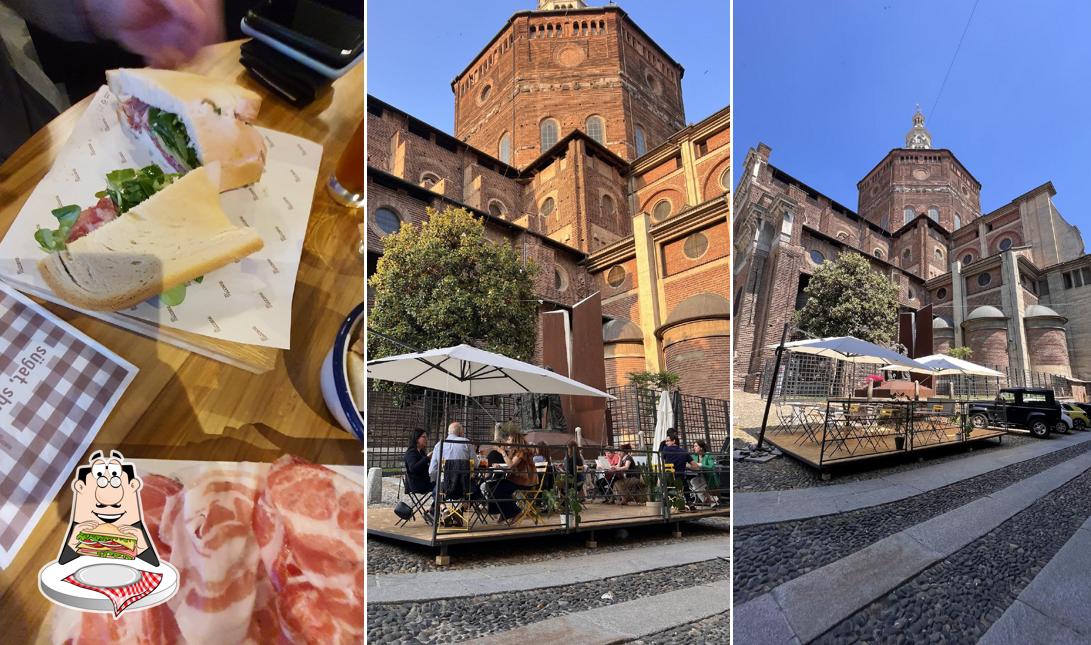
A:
[856,108,983,233]
[452,1,686,169]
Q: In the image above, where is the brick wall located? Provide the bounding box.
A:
[1027,327,1071,373]
[966,326,1009,367]
[665,334,729,399]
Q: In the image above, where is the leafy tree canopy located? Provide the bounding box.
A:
[945,346,974,360]
[367,206,539,365]
[796,251,900,345]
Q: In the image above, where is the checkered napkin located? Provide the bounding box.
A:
[63,570,162,616]
[0,282,136,569]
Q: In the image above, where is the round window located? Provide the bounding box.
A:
[963,253,973,265]
[374,207,402,235]
[540,197,555,218]
[937,287,948,299]
[874,249,884,259]
[601,194,616,217]
[978,272,992,287]
[999,238,1012,251]
[606,265,626,287]
[479,83,492,103]
[554,267,569,292]
[809,249,825,265]
[652,199,672,221]
[683,232,709,259]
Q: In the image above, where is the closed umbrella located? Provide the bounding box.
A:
[653,389,674,448]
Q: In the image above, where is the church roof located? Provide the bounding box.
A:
[1025,304,1063,318]
[966,305,1006,320]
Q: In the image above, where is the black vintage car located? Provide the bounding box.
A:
[968,388,1065,437]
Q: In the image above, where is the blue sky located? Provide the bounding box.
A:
[367,0,730,132]
[734,0,1091,251]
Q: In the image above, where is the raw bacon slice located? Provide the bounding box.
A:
[254,456,364,644]
[66,196,118,244]
[161,464,267,645]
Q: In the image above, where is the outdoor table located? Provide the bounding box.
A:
[0,40,363,642]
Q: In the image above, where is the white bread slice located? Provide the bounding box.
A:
[106,68,267,191]
[39,165,264,311]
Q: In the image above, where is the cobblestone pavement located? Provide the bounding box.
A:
[733,438,1091,604]
[368,517,729,574]
[367,559,730,643]
[631,610,730,644]
[816,467,1091,643]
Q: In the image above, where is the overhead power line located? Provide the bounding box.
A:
[929,0,981,122]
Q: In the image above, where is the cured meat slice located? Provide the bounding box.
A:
[161,464,267,645]
[119,97,151,132]
[254,456,364,644]
[66,196,118,244]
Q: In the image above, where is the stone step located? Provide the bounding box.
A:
[734,448,1091,643]
[735,431,1091,526]
[367,536,729,603]
[464,581,730,645]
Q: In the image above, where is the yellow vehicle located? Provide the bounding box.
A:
[1063,403,1090,429]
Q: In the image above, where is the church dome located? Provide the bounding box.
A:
[966,305,1006,321]
[663,293,730,327]
[1025,304,1062,318]
[932,316,952,329]
[603,318,642,343]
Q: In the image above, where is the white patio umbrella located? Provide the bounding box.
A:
[770,336,934,371]
[878,353,1004,377]
[653,389,674,448]
[366,343,615,398]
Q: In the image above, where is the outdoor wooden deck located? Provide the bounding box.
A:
[367,501,729,547]
[766,427,1006,469]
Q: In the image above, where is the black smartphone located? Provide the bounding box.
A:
[246,0,365,69]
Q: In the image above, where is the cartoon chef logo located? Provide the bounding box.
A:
[39,450,178,618]
[60,450,158,567]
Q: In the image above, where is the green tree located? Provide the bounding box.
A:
[796,251,899,344]
[946,346,973,360]
[367,206,539,365]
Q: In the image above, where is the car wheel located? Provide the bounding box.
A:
[970,414,989,429]
[1029,420,1050,437]
[1076,419,1087,430]
[1055,421,1071,435]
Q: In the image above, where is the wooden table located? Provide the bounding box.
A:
[0,41,363,642]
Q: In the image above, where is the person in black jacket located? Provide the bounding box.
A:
[404,428,432,494]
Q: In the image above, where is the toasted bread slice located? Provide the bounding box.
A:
[106,68,267,191]
[39,165,264,311]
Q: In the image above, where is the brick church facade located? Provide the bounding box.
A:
[366,0,730,400]
[734,110,1090,401]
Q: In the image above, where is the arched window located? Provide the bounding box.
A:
[635,126,647,156]
[540,119,559,151]
[874,249,884,260]
[419,172,440,188]
[540,196,555,218]
[601,194,615,219]
[928,207,939,222]
[954,213,962,229]
[934,248,944,261]
[488,200,506,217]
[585,115,605,145]
[904,207,916,221]
[902,248,912,264]
[498,132,511,164]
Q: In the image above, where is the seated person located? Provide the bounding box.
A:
[427,422,476,524]
[660,434,690,478]
[658,427,680,450]
[688,439,719,506]
[533,441,550,464]
[404,429,432,494]
[489,434,539,522]
[561,440,586,489]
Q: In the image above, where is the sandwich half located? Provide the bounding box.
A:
[74,522,138,560]
[39,164,264,311]
[107,68,267,191]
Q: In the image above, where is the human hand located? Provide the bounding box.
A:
[85,0,224,68]
[69,521,99,548]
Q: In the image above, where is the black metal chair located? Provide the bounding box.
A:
[396,473,432,527]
